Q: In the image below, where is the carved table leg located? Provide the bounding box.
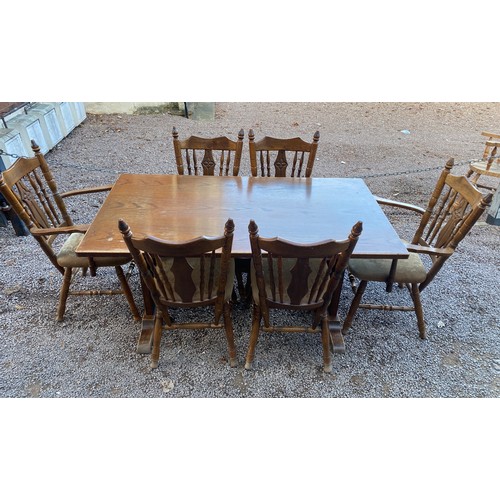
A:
[327,270,346,354]
[136,274,155,354]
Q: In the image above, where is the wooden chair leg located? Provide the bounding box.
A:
[235,258,252,304]
[56,267,73,321]
[321,316,332,373]
[223,301,237,367]
[114,265,141,321]
[151,310,163,369]
[411,283,427,339]
[342,280,368,334]
[243,272,252,305]
[235,269,246,302]
[245,304,262,370]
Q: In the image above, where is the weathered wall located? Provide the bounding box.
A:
[84,102,182,115]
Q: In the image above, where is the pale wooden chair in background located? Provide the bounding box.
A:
[172,127,244,176]
[467,131,500,191]
[343,158,492,340]
[249,129,320,177]
[119,218,237,369]
[0,140,140,322]
[245,219,362,373]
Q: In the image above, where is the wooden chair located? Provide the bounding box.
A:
[245,219,362,373]
[249,129,320,177]
[238,129,321,303]
[172,126,248,301]
[467,131,500,191]
[343,158,493,340]
[0,140,140,322]
[172,127,244,176]
[119,218,237,369]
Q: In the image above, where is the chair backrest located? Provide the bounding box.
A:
[172,127,244,176]
[478,132,500,171]
[249,219,362,328]
[483,141,499,170]
[119,218,235,325]
[249,129,320,177]
[0,140,72,272]
[480,131,500,144]
[411,159,493,290]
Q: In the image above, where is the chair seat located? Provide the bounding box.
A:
[349,244,427,284]
[469,160,500,178]
[57,233,132,268]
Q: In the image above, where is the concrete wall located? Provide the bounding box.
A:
[84,102,182,115]
[84,102,215,120]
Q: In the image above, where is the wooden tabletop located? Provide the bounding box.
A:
[76,174,409,260]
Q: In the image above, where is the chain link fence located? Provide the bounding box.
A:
[2,147,499,180]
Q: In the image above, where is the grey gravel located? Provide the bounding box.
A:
[1,102,499,398]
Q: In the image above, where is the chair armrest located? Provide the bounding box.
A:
[374,196,426,215]
[60,185,113,199]
[481,131,500,140]
[406,243,454,257]
[30,224,90,236]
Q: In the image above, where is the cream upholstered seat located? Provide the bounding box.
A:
[348,249,427,285]
[57,233,132,268]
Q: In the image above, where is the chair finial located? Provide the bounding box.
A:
[172,127,178,139]
[118,219,132,238]
[238,129,244,140]
[445,158,454,170]
[248,219,259,236]
[351,221,363,240]
[225,218,235,236]
[313,131,320,142]
[249,129,255,142]
[31,140,40,153]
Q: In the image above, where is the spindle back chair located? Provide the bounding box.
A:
[245,219,362,373]
[172,127,244,176]
[344,159,492,340]
[0,140,140,322]
[119,218,237,369]
[249,129,320,177]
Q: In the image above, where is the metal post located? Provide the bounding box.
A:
[486,186,500,226]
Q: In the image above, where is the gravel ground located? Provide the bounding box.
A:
[1,102,499,398]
